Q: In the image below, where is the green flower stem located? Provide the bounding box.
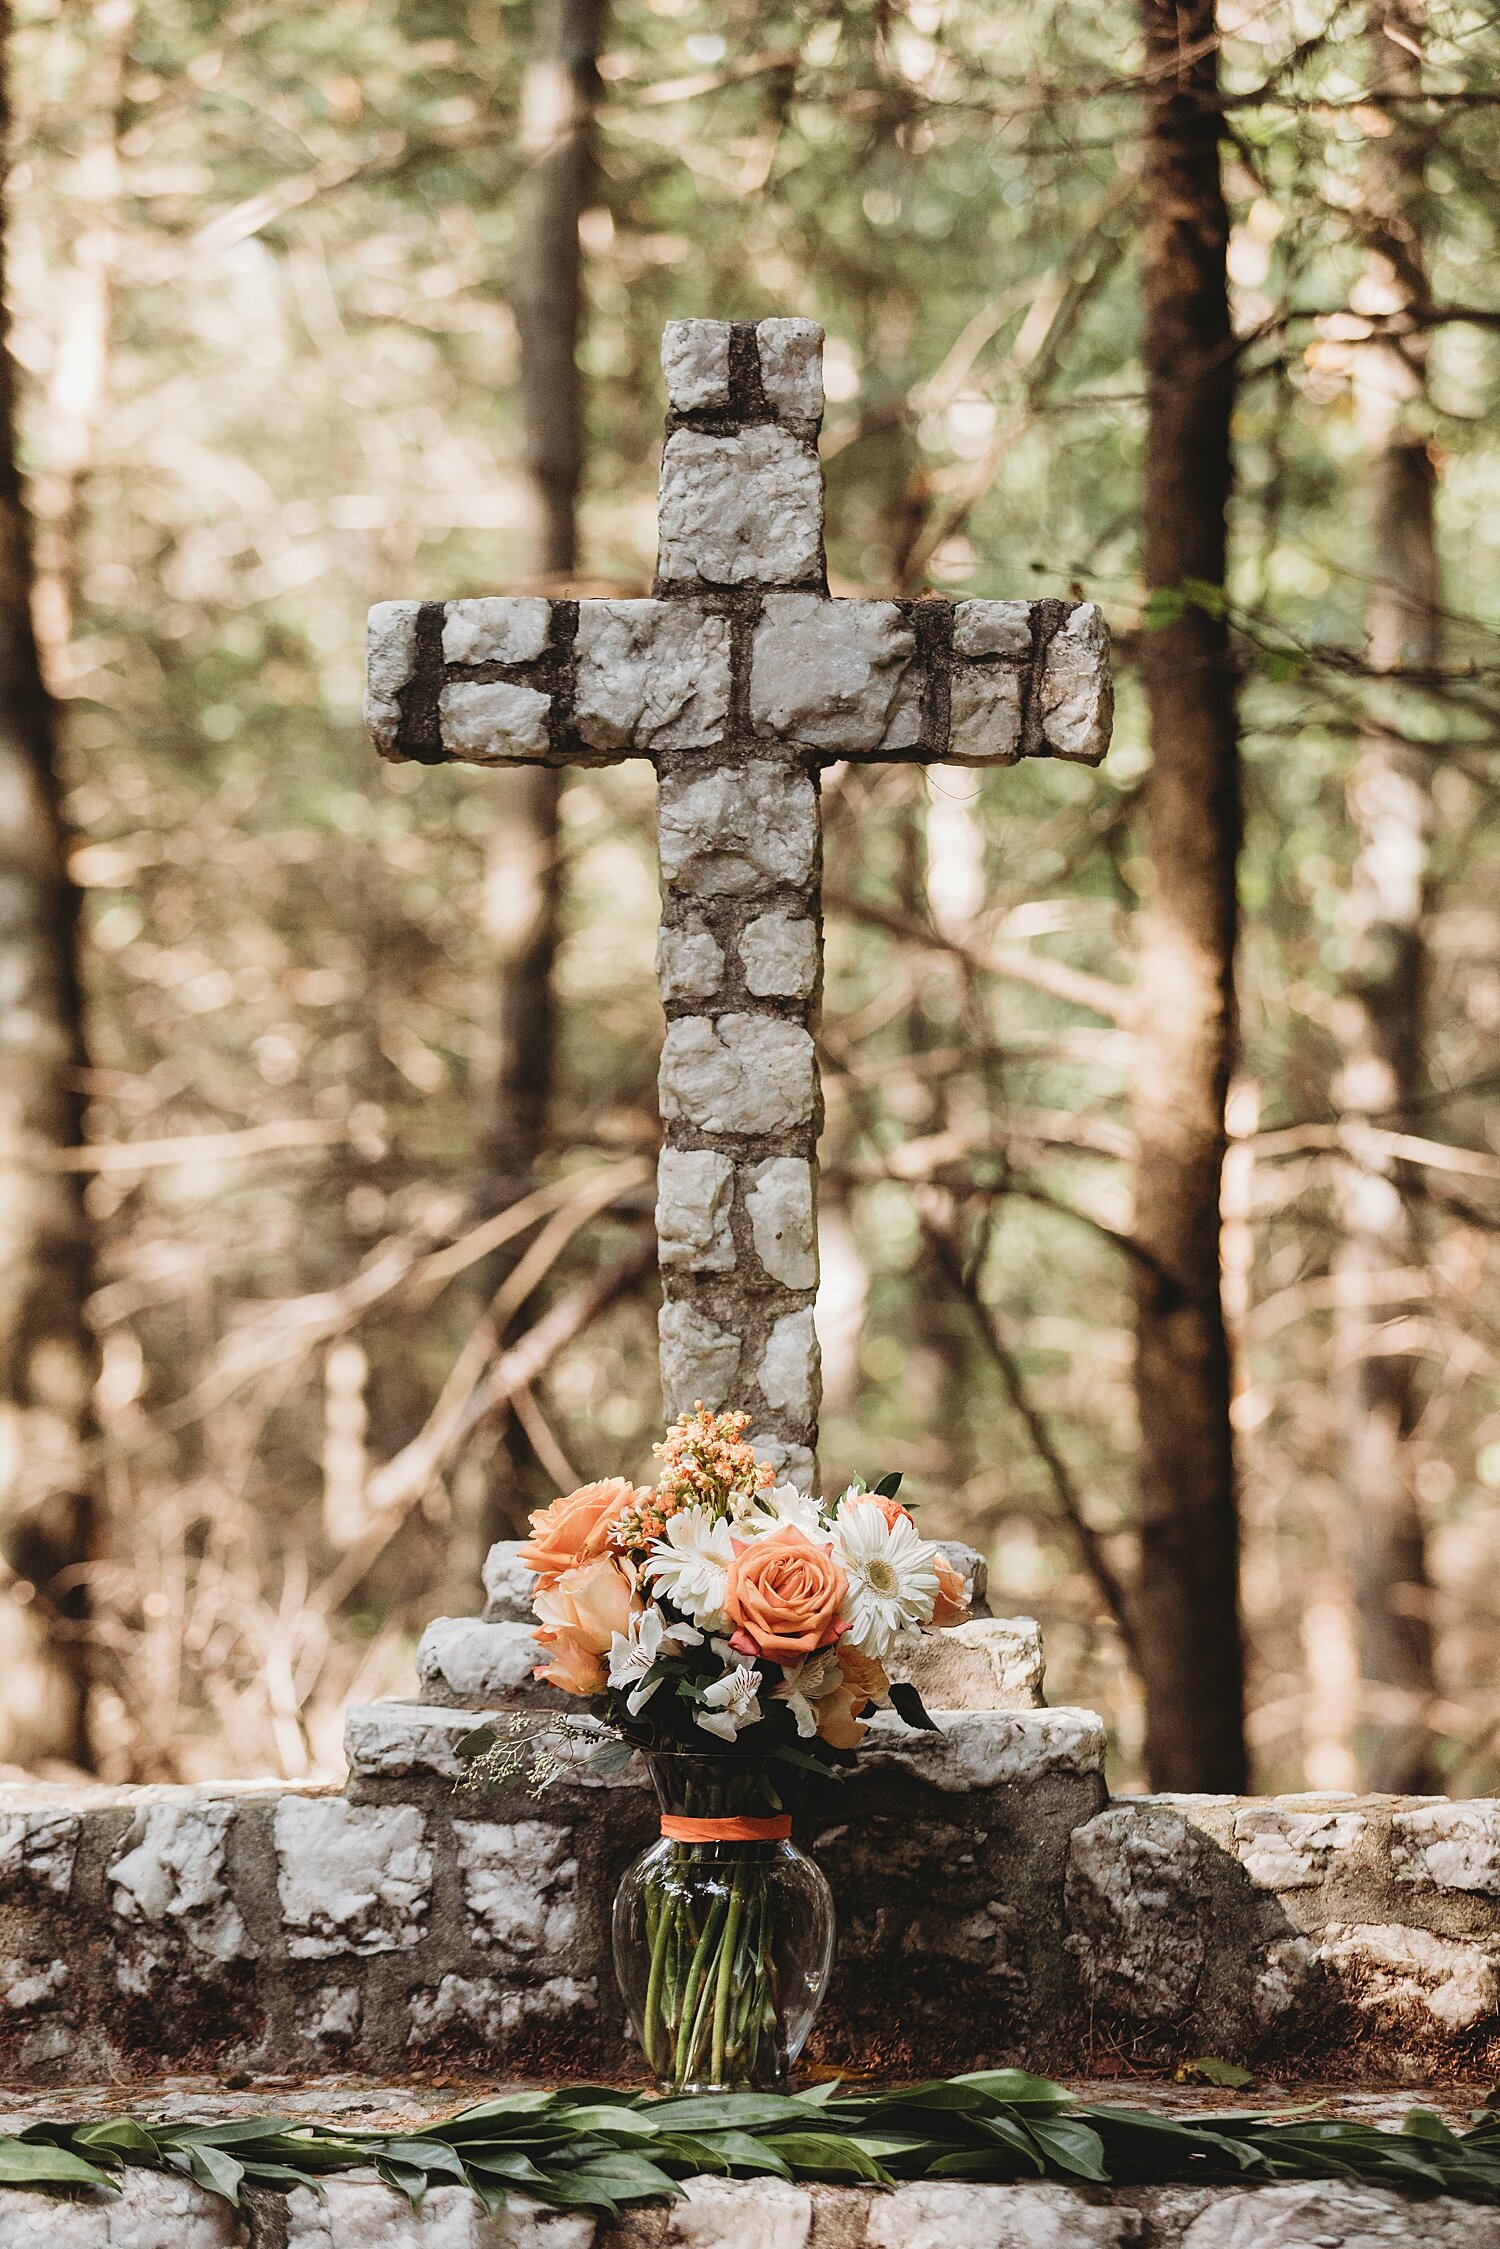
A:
[641,1882,676,2075]
[673,1891,729,2087]
[710,1857,750,2084]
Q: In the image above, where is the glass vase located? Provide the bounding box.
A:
[612,1753,836,2093]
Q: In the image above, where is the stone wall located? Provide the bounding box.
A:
[2,1547,1499,2085]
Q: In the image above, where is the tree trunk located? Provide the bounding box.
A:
[1335,0,1439,1794]
[471,0,604,1557]
[0,1,98,1769]
[1130,0,1247,1792]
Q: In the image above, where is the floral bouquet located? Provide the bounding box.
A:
[462,1406,971,2091]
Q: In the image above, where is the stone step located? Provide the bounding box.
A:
[416,1615,562,1709]
[345,1696,1105,1791]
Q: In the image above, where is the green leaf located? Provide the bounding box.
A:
[758,2132,888,2182]
[1176,2058,1257,2091]
[873,1473,904,1499]
[886,1681,938,1731]
[0,2138,119,2189]
[180,2142,246,2204]
[1024,2117,1110,2182]
[455,1726,498,1759]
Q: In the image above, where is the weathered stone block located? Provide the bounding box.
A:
[1231,1801,1368,1891]
[406,1971,597,2051]
[107,1799,250,1988]
[750,593,920,755]
[454,1819,578,1959]
[345,1701,509,1783]
[0,1955,67,2013]
[658,924,725,1002]
[947,667,1022,765]
[657,427,823,588]
[416,1616,549,1706]
[657,1149,736,1273]
[0,2170,242,2246]
[668,2175,812,2249]
[953,600,1033,661]
[0,1803,79,1898]
[660,1017,817,1135]
[659,1300,742,1415]
[757,1309,817,1420]
[749,1433,817,1494]
[740,911,818,1000]
[1318,1921,1500,2033]
[1066,1803,1207,2022]
[756,317,825,423]
[365,600,420,757]
[438,679,551,762]
[1039,603,1111,764]
[744,1157,817,1288]
[1392,1801,1500,1894]
[1177,2182,1500,2246]
[890,1618,1045,1713]
[274,1798,431,1957]
[574,602,731,754]
[482,1541,538,1624]
[657,762,818,897]
[663,318,732,412]
[442,596,551,666]
[287,2174,597,2245]
[863,1707,1106,1794]
[862,2182,1136,2249]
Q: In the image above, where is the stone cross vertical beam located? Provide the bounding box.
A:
[366,316,1113,1489]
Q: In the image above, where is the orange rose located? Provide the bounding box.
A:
[837,1642,890,1707]
[518,1478,649,1589]
[931,1553,970,1628]
[725,1527,848,1664]
[816,1687,869,1750]
[532,1556,636,1695]
[874,1495,915,1532]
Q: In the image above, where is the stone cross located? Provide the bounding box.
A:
[366,317,1112,1489]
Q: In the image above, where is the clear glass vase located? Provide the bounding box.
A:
[612,1753,836,2093]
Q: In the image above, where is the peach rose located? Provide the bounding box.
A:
[930,1553,970,1628]
[816,1645,891,1749]
[518,1478,649,1589]
[725,1527,848,1664]
[874,1495,915,1532]
[532,1555,636,1695]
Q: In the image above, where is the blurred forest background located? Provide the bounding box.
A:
[2,0,1498,1799]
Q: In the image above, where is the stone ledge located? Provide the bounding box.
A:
[3,2170,1496,2246]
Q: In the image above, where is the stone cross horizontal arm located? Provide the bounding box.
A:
[367,315,1112,1489]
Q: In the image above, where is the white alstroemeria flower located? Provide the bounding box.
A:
[775,1649,842,1739]
[695,1663,763,1743]
[735,1481,830,1542]
[644,1506,735,1628]
[830,1499,941,1662]
[607,1608,701,1715]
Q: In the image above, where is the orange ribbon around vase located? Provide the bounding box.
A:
[659,1814,793,1842]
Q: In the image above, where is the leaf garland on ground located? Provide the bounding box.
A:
[6,2076,1500,2211]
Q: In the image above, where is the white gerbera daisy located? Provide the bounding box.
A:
[830,1499,940,1661]
[695,1663,763,1743]
[643,1506,735,1628]
[735,1481,831,1542]
[607,1608,700,1715]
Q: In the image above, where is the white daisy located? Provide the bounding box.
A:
[695,1663,764,1743]
[830,1499,941,1661]
[643,1506,735,1628]
[607,1608,700,1715]
[735,1481,831,1542]
[774,1648,842,1738]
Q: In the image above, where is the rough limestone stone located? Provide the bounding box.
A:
[454,1819,577,1959]
[574,602,731,754]
[107,1800,250,1985]
[668,2174,813,2249]
[659,1300,742,1414]
[1391,1801,1500,1893]
[863,2181,1135,2249]
[757,1310,817,1420]
[740,911,818,1000]
[657,1149,736,1273]
[344,1701,509,1783]
[305,1983,361,2046]
[406,1971,596,2050]
[953,600,1034,660]
[441,597,551,666]
[482,1541,538,1624]
[750,593,920,754]
[658,924,725,1002]
[662,318,732,412]
[0,2170,242,2246]
[659,1016,817,1135]
[1231,1801,1367,1890]
[365,600,420,757]
[439,679,551,763]
[744,1157,817,1288]
[749,1434,817,1494]
[756,317,825,422]
[863,1706,1106,1793]
[1039,603,1111,764]
[287,2175,597,2246]
[947,666,1022,765]
[890,1618,1045,1713]
[416,1616,548,1704]
[1317,1921,1500,2032]
[1179,2181,1500,2246]
[0,1955,67,2012]
[1066,1803,1206,2021]
[657,426,823,589]
[0,1804,79,1897]
[274,1798,431,1958]
[657,762,818,897]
